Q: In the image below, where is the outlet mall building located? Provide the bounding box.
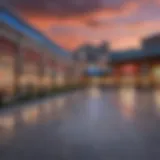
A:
[109,35,160,87]
[0,7,77,100]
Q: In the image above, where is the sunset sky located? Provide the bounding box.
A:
[3,0,160,51]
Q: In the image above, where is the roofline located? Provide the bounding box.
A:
[109,53,160,64]
[0,5,71,58]
[143,33,160,42]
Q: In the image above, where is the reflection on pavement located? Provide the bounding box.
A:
[118,87,136,119]
[42,102,53,114]
[0,93,76,144]
[153,89,160,115]
[0,114,15,130]
[21,105,39,125]
[1,89,160,159]
[55,96,66,108]
[88,87,101,98]
[0,113,15,143]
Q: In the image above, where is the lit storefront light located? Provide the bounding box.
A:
[0,44,15,99]
[56,72,65,86]
[19,47,41,93]
[152,65,160,84]
[120,64,138,86]
[42,69,53,90]
[42,54,55,89]
[42,77,52,85]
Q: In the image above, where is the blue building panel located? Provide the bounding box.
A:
[144,46,160,55]
[109,50,143,63]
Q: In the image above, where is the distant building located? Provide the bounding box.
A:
[73,42,109,62]
[142,34,160,54]
[109,33,160,87]
[73,42,110,75]
[142,33,160,86]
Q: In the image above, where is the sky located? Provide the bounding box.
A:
[2,0,160,51]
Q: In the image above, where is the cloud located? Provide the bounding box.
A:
[3,0,160,51]
[48,33,89,51]
[21,0,140,36]
[8,0,140,22]
[110,35,142,51]
[125,20,160,32]
[8,0,103,17]
[92,1,139,19]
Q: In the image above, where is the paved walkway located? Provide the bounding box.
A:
[0,88,160,160]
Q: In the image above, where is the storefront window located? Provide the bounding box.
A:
[0,53,14,91]
[19,48,41,92]
[152,65,160,83]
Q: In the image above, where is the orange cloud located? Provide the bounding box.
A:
[20,1,140,51]
[111,36,141,51]
[109,20,160,50]
[48,34,87,51]
[23,1,140,28]
[126,20,160,32]
[91,1,139,20]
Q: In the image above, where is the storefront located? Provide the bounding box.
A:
[112,67,121,86]
[1,7,75,100]
[65,63,77,85]
[0,22,21,101]
[0,38,17,99]
[152,64,160,86]
[120,64,139,86]
[56,64,65,86]
[138,64,151,87]
[42,53,56,91]
[19,43,41,95]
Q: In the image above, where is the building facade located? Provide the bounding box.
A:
[0,7,77,102]
[109,38,160,88]
[142,34,160,86]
